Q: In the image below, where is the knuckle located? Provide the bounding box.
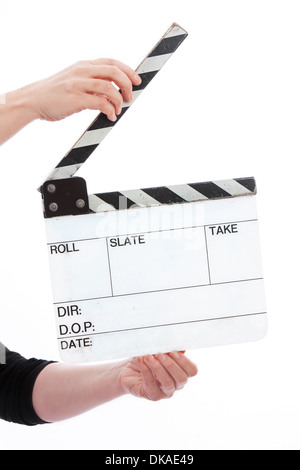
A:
[101,80,112,93]
[64,78,78,94]
[110,65,119,76]
[106,57,116,66]
[97,97,108,108]
[72,60,87,75]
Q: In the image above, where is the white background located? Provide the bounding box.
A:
[0,0,299,450]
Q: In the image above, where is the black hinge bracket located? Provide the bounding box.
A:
[41,177,89,218]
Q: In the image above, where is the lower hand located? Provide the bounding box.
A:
[120,352,198,401]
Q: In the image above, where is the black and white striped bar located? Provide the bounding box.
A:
[44,23,188,182]
[88,177,256,213]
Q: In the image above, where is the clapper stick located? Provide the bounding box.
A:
[40,23,256,217]
[42,23,188,184]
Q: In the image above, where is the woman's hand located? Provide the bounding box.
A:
[0,58,141,145]
[32,351,198,423]
[120,352,198,401]
[24,58,141,122]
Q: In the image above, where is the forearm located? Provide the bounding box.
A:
[32,360,128,423]
[0,86,38,145]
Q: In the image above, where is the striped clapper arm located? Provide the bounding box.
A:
[89,177,257,213]
[43,23,188,183]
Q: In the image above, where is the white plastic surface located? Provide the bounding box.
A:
[45,195,267,362]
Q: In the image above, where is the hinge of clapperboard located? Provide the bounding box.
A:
[40,23,257,218]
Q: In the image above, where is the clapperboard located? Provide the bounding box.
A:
[40,23,267,363]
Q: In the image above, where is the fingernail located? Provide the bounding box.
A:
[177,384,185,390]
[134,73,142,84]
[146,355,155,363]
[171,351,180,359]
[157,353,167,362]
[111,114,117,122]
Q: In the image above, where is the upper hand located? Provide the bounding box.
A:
[120,352,198,401]
[24,58,142,122]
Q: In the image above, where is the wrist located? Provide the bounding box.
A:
[115,360,130,396]
[92,360,129,404]
[6,84,40,123]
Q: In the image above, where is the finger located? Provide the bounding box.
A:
[89,65,134,103]
[167,350,185,356]
[156,353,189,390]
[90,58,142,86]
[80,93,117,121]
[168,351,198,378]
[81,79,123,115]
[138,357,164,401]
[143,355,176,397]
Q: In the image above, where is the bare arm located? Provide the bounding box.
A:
[32,352,198,423]
[0,88,38,145]
[0,58,141,145]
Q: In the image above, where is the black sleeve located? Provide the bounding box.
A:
[0,346,54,426]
